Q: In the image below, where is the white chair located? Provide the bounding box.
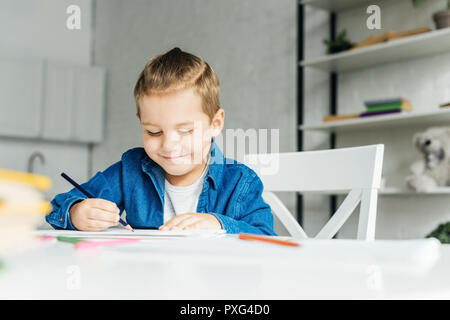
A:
[243,144,384,241]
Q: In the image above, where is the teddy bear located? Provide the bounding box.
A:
[406,126,450,192]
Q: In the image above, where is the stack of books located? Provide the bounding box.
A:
[323,97,412,122]
[360,98,412,118]
[0,169,52,254]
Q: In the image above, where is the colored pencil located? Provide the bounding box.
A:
[61,172,134,232]
[56,235,140,250]
[238,233,301,247]
[57,235,85,243]
[74,238,140,250]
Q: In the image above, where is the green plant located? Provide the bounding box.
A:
[412,0,450,9]
[426,221,450,244]
[323,30,355,54]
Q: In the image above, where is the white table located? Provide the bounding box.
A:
[0,234,449,299]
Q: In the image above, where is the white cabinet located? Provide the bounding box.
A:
[0,58,105,143]
[0,60,43,138]
[42,63,105,142]
[42,63,73,140]
[72,66,105,143]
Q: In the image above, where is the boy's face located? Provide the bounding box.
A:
[137,88,223,177]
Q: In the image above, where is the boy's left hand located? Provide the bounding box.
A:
[159,213,222,231]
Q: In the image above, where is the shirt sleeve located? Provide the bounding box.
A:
[209,173,276,236]
[45,161,124,230]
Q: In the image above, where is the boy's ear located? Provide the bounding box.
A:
[211,108,225,137]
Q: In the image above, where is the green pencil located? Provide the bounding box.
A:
[56,236,86,244]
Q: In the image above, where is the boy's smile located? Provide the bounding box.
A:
[137,87,224,186]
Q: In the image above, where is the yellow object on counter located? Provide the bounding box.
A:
[0,201,52,216]
[0,168,52,191]
[0,169,53,254]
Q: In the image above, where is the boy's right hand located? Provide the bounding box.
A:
[69,198,120,231]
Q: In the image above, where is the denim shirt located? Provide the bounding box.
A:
[46,139,276,235]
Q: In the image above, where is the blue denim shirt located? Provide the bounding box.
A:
[46,139,276,235]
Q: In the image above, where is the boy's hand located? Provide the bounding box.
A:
[159,213,222,231]
[69,198,120,231]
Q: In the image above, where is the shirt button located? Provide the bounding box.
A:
[59,217,63,222]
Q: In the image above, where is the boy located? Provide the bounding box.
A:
[46,47,275,235]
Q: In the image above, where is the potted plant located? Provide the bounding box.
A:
[323,30,355,54]
[412,0,450,29]
[426,221,450,243]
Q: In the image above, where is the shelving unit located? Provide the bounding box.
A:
[297,0,450,225]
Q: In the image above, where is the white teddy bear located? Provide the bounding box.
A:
[406,126,450,192]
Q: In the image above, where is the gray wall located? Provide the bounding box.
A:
[0,0,93,210]
[91,0,297,235]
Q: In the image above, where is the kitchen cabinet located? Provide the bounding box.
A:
[0,58,105,143]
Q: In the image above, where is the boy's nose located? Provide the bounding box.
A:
[161,132,179,152]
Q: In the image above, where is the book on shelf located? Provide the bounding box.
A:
[360,108,402,117]
[386,27,430,41]
[364,98,412,113]
[365,98,401,107]
[364,97,409,107]
[364,102,411,112]
[322,98,412,122]
[323,113,360,122]
[351,28,430,50]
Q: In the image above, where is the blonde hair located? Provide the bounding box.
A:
[134,47,220,122]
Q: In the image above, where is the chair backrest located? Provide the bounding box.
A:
[243,144,384,240]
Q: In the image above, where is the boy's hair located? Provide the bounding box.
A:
[134,47,220,122]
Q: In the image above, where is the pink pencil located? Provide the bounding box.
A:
[74,238,140,250]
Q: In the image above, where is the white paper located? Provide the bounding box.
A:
[34,228,226,239]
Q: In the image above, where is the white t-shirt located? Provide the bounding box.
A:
[163,159,210,223]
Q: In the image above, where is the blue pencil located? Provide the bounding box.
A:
[61,172,134,232]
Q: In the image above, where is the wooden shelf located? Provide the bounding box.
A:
[299,109,450,133]
[300,28,450,72]
[299,187,450,196]
[301,0,372,11]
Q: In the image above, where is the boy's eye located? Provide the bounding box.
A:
[178,129,193,135]
[146,130,162,136]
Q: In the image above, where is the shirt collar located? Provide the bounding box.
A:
[207,137,225,190]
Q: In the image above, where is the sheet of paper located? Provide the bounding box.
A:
[34,228,226,239]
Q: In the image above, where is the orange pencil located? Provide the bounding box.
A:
[238,233,301,247]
